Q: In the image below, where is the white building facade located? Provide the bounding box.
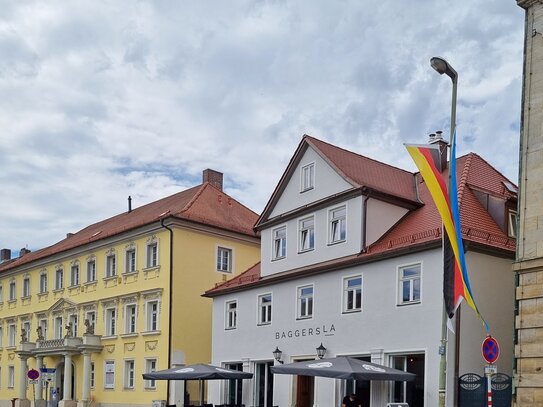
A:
[205,135,516,407]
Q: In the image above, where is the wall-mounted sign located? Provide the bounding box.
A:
[275,324,336,340]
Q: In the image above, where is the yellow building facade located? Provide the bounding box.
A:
[0,170,260,407]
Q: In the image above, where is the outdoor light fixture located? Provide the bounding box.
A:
[273,346,284,364]
[430,56,458,143]
[316,343,327,359]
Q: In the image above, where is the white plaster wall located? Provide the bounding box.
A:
[269,147,352,218]
[210,248,445,407]
[366,199,409,246]
[261,196,363,277]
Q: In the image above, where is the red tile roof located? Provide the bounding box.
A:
[206,148,516,296]
[0,183,259,273]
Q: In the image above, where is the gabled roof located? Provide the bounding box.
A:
[1,182,259,273]
[206,150,516,297]
[256,135,419,229]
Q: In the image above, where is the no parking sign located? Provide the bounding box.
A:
[482,335,500,364]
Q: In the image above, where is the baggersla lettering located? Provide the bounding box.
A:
[274,324,335,341]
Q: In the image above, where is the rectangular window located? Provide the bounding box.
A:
[86,311,96,332]
[217,247,232,272]
[106,309,116,336]
[69,315,78,337]
[299,217,315,252]
[0,327,3,347]
[8,366,14,388]
[0,285,3,302]
[9,282,15,301]
[39,319,48,340]
[90,362,95,388]
[508,209,518,238]
[55,269,64,289]
[22,322,30,341]
[390,354,425,405]
[8,324,15,347]
[272,227,287,260]
[343,276,362,312]
[330,206,346,243]
[125,249,136,273]
[258,294,272,325]
[124,360,135,389]
[40,273,48,293]
[146,243,158,268]
[87,260,96,283]
[104,361,115,389]
[126,304,137,334]
[301,162,315,192]
[22,277,30,297]
[106,255,116,277]
[297,285,313,319]
[55,317,63,339]
[225,300,237,330]
[146,301,159,331]
[399,264,421,305]
[254,361,274,407]
[70,265,79,286]
[145,359,157,389]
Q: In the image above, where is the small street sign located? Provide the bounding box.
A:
[27,369,40,380]
[28,379,38,385]
[485,364,498,375]
[482,335,500,364]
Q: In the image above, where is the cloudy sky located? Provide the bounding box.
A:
[0,0,524,253]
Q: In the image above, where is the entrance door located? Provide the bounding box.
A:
[344,356,371,407]
[295,375,314,407]
[254,361,274,407]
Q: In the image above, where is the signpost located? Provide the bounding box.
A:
[27,369,40,405]
[40,367,56,407]
[482,335,500,407]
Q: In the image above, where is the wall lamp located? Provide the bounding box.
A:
[316,343,327,359]
[273,346,283,364]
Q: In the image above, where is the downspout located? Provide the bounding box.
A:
[161,217,174,404]
[361,193,371,253]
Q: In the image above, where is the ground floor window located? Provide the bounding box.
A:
[225,362,243,405]
[254,361,274,407]
[343,356,371,407]
[390,353,425,407]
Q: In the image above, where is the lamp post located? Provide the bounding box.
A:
[430,56,458,407]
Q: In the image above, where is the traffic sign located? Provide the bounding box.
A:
[27,369,40,380]
[482,335,500,364]
[28,379,38,385]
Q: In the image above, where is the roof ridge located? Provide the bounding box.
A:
[179,183,209,214]
[457,152,473,205]
[304,134,415,176]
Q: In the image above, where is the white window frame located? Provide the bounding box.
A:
[70,264,80,287]
[106,254,117,277]
[257,293,272,325]
[39,319,48,340]
[343,275,362,313]
[8,366,14,388]
[22,277,30,298]
[69,314,78,337]
[146,300,159,332]
[300,162,315,192]
[145,358,157,389]
[104,360,115,389]
[146,242,158,268]
[398,263,422,305]
[87,259,96,283]
[329,206,347,244]
[54,317,63,339]
[55,268,64,290]
[225,300,237,330]
[125,248,136,274]
[272,226,287,260]
[217,247,233,273]
[124,359,135,389]
[0,326,3,347]
[125,304,137,334]
[297,285,314,319]
[85,311,96,332]
[39,272,48,294]
[9,281,16,301]
[105,308,117,336]
[508,209,518,238]
[8,324,15,347]
[299,216,315,252]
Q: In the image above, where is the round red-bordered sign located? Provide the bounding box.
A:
[482,335,500,364]
[27,369,40,380]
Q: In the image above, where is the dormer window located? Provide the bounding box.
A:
[301,163,315,192]
[508,209,518,238]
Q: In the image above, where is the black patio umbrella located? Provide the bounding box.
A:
[142,363,253,406]
[270,356,416,381]
[142,363,253,380]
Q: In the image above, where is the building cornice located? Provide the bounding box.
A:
[517,0,543,10]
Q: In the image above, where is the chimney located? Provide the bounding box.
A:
[203,169,223,191]
[128,196,132,213]
[66,233,74,239]
[19,248,31,257]
[428,130,448,172]
[0,249,11,262]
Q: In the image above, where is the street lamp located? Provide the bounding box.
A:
[316,343,327,359]
[273,346,283,364]
[430,57,458,143]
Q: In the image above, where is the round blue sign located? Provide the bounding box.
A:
[482,336,500,364]
[27,369,40,380]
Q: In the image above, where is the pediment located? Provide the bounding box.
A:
[48,298,78,314]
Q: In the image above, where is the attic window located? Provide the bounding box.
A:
[508,209,518,238]
[301,162,315,192]
[503,181,518,194]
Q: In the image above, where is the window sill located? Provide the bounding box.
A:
[38,292,48,297]
[6,346,16,350]
[257,322,271,327]
[84,281,97,286]
[328,240,346,246]
[300,186,314,193]
[21,295,31,300]
[144,387,157,391]
[143,265,160,272]
[53,288,65,293]
[296,316,313,321]
[123,270,138,277]
[298,248,314,254]
[397,301,421,307]
[120,333,138,338]
[271,257,285,262]
[141,330,161,336]
[7,299,16,304]
[102,335,118,340]
[342,309,362,315]
[224,327,237,331]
